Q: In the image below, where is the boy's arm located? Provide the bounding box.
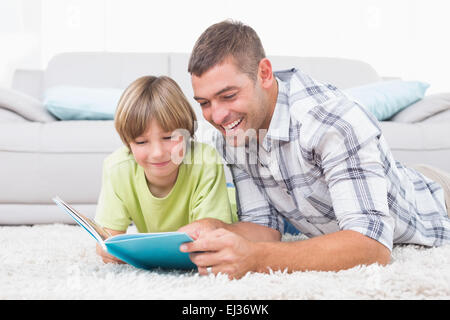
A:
[95,228,126,264]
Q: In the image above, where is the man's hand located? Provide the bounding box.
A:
[180,229,391,279]
[180,228,260,279]
[177,218,227,240]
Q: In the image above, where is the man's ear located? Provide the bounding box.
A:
[258,58,274,89]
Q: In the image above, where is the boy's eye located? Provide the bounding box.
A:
[135,141,146,145]
[162,136,172,140]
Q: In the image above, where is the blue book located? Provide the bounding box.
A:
[52,196,196,270]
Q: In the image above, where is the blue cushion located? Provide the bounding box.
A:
[344,80,430,121]
[44,86,124,120]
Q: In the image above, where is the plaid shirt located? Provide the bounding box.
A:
[212,68,450,251]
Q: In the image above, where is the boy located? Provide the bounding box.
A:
[95,75,237,263]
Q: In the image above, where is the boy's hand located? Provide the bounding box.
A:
[177,218,228,240]
[95,243,125,264]
[95,227,126,264]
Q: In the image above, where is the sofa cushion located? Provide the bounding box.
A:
[44,52,170,91]
[0,121,122,153]
[422,109,450,123]
[44,86,123,120]
[380,121,450,172]
[0,121,123,204]
[390,92,450,123]
[268,56,382,89]
[344,80,429,121]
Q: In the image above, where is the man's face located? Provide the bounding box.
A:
[191,58,271,147]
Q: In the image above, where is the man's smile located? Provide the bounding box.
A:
[222,117,244,133]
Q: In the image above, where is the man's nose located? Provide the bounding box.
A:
[210,102,230,126]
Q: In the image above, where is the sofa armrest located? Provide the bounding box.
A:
[0,86,56,122]
[0,108,28,122]
[11,68,44,101]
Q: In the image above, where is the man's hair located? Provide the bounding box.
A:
[188,20,266,81]
[114,75,197,150]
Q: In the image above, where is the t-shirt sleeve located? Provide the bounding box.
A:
[190,161,238,224]
[94,160,132,232]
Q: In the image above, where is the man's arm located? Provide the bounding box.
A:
[178,218,281,242]
[224,221,281,241]
[181,228,390,279]
[253,230,391,273]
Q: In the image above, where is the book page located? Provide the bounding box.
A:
[52,196,111,242]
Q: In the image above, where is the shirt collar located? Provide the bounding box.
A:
[261,76,291,151]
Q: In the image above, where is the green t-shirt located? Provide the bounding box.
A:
[95,141,237,233]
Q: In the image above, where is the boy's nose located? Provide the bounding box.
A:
[149,142,164,160]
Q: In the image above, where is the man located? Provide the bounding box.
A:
[179,20,450,279]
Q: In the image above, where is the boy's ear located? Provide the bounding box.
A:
[258,58,274,89]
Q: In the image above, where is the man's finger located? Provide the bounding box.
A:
[189,251,223,268]
[177,225,200,240]
[180,237,220,253]
[180,228,230,253]
[197,266,212,276]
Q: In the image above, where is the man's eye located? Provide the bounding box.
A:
[224,93,236,99]
[199,101,209,107]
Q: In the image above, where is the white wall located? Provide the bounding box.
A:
[1,0,450,93]
[0,0,42,88]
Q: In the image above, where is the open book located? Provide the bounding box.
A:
[52,196,195,270]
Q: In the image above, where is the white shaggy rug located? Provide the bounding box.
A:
[1,224,449,300]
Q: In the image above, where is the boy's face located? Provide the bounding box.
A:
[191,57,273,147]
[129,119,184,183]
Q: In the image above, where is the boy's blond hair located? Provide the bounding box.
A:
[115,76,197,150]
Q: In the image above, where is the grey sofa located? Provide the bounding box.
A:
[1,52,449,225]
